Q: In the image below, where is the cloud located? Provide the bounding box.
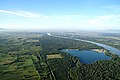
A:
[0,10,51,22]
[96,14,120,21]
[1,10,120,30]
[0,10,37,18]
[0,10,91,23]
[83,14,120,29]
[102,5,120,10]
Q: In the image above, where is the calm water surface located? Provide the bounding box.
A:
[61,49,111,64]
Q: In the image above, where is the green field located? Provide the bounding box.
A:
[0,32,120,80]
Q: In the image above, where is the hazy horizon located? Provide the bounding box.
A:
[1,28,120,34]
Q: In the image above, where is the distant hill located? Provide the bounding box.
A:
[0,28,6,30]
[101,29,120,33]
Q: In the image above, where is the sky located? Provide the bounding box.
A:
[0,0,120,30]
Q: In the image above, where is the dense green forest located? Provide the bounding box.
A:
[0,32,120,80]
[39,35,103,54]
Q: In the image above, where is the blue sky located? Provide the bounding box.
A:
[0,0,120,30]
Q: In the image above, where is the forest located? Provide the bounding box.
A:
[0,32,120,80]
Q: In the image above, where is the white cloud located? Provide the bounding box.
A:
[0,10,51,22]
[0,10,37,18]
[84,14,120,29]
[102,5,120,10]
[0,10,120,30]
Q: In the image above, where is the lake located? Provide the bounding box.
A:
[61,49,111,64]
[75,39,120,56]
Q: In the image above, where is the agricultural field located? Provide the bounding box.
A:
[0,32,42,80]
[0,32,120,80]
[47,54,62,59]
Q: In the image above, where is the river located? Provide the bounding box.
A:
[74,39,120,56]
[48,33,120,56]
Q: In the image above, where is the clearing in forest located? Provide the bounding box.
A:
[47,54,62,59]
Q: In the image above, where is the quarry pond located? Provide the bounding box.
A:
[61,49,111,64]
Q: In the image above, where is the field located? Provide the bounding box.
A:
[0,32,42,80]
[0,32,120,80]
[47,54,62,59]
